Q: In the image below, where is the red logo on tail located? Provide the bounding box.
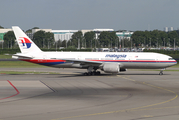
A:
[18,37,32,48]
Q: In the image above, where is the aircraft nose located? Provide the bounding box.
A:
[173,60,177,65]
[175,60,177,63]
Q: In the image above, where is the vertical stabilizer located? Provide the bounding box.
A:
[12,26,42,53]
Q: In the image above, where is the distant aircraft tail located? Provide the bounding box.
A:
[12,26,42,53]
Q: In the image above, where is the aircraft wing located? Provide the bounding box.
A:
[60,58,103,66]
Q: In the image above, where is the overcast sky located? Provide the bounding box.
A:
[1,0,179,31]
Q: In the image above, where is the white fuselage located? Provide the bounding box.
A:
[18,52,177,69]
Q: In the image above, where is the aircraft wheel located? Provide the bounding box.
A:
[159,72,163,75]
[92,72,96,75]
[88,72,92,76]
[84,72,88,76]
[96,71,101,75]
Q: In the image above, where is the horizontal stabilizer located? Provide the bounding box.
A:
[12,54,34,59]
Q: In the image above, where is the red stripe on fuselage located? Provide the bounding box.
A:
[21,59,66,64]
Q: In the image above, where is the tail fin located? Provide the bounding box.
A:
[12,26,42,53]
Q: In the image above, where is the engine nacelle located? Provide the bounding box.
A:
[102,63,120,73]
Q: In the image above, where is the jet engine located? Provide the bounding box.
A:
[102,63,120,73]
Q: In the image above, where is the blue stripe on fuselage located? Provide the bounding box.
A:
[39,62,65,66]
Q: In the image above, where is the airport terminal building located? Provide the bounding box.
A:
[0,29,12,43]
[52,30,78,42]
[116,31,134,40]
[30,28,134,42]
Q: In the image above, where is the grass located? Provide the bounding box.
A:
[163,70,179,71]
[0,71,59,74]
[0,55,46,68]
[0,61,47,68]
[129,69,179,72]
[0,54,12,59]
[1,69,178,75]
[171,63,179,68]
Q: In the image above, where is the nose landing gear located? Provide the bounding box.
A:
[159,68,165,75]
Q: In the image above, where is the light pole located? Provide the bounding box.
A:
[174,38,175,51]
[117,38,119,49]
[85,38,86,48]
[78,39,80,49]
[122,38,124,51]
[2,41,3,49]
[131,38,132,51]
[43,39,44,48]
[66,40,67,48]
[91,39,92,48]
[119,38,121,51]
[11,39,12,49]
[56,41,57,51]
[115,39,116,48]
[111,38,112,49]
[95,39,96,49]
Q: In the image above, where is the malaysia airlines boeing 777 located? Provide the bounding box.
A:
[12,26,177,75]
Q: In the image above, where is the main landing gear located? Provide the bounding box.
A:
[159,68,165,75]
[84,71,101,76]
[84,66,101,76]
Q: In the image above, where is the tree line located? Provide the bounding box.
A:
[1,29,119,49]
[131,30,179,48]
[1,30,55,49]
[1,26,179,49]
[63,31,119,49]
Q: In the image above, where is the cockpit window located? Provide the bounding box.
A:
[169,58,175,60]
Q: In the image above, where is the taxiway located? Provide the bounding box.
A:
[0,68,179,120]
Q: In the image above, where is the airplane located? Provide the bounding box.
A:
[12,26,177,75]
